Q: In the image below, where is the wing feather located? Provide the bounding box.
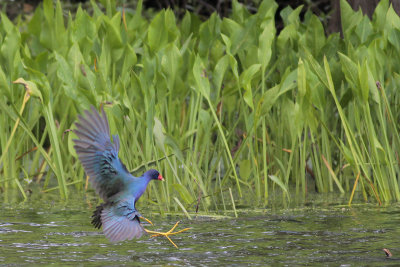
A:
[101,198,144,242]
[73,106,132,201]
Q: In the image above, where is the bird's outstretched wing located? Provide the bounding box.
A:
[73,106,132,201]
[101,196,144,242]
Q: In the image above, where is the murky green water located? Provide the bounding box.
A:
[1,192,400,266]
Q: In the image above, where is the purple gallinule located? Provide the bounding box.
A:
[73,106,189,247]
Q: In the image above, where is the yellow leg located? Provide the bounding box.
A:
[144,221,191,248]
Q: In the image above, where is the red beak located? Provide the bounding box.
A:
[158,174,164,181]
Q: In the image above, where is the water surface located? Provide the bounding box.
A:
[1,193,400,266]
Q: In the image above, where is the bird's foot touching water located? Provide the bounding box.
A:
[144,221,191,248]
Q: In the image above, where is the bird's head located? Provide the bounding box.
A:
[144,169,164,181]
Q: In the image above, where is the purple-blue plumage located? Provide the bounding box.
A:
[73,106,164,243]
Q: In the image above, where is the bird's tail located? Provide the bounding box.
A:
[91,204,105,229]
[100,205,144,243]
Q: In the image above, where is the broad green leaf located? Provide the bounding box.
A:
[68,125,78,158]
[1,26,21,72]
[323,56,339,102]
[69,42,84,64]
[303,15,325,55]
[43,0,54,23]
[198,13,221,57]
[181,11,192,38]
[103,13,123,48]
[260,85,280,114]
[243,88,254,109]
[277,24,297,53]
[366,65,380,103]
[279,68,298,93]
[90,0,104,18]
[280,6,294,27]
[258,0,278,22]
[355,16,372,44]
[260,70,297,114]
[239,159,252,182]
[287,5,303,27]
[221,33,232,54]
[231,0,249,23]
[213,55,229,92]
[0,66,10,99]
[258,19,274,69]
[27,6,42,38]
[340,140,355,166]
[240,64,261,109]
[309,73,326,110]
[55,0,66,48]
[198,109,211,126]
[0,13,14,34]
[230,16,257,55]
[54,52,77,99]
[98,40,111,78]
[367,39,385,81]
[297,58,306,97]
[228,54,239,81]
[303,49,329,89]
[148,11,168,52]
[340,0,363,38]
[164,9,179,41]
[153,117,166,152]
[388,28,400,51]
[74,7,96,42]
[240,64,261,88]
[193,56,210,97]
[338,52,359,90]
[358,61,369,103]
[372,0,389,30]
[385,5,400,31]
[120,44,137,78]
[161,44,182,90]
[39,23,54,50]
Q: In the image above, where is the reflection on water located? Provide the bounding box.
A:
[1,192,400,265]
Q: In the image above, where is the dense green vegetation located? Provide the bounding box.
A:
[1,0,400,212]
